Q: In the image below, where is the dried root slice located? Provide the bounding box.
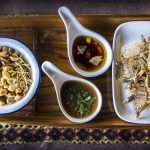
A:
[8,83,18,92]
[2,71,10,79]
[115,62,123,80]
[141,34,147,45]
[123,95,136,104]
[7,92,15,97]
[0,89,8,96]
[0,101,5,106]
[4,84,9,89]
[116,35,150,118]
[0,46,32,106]
[137,64,146,77]
[16,88,22,94]
[14,95,23,101]
[89,56,102,66]
[3,66,12,71]
[77,45,87,55]
[0,51,8,58]
[10,56,19,62]
[136,100,150,118]
[6,97,14,105]
[11,72,17,77]
[1,77,7,85]
[7,78,16,84]
[23,86,28,94]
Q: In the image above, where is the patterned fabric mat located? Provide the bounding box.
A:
[0,124,149,144]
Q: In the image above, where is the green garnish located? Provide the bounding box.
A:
[86,36,91,43]
[64,88,96,117]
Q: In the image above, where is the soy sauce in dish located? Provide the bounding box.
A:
[61,81,98,118]
[72,36,106,71]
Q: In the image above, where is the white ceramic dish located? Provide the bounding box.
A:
[58,6,112,77]
[112,21,150,124]
[0,37,40,114]
[42,61,102,123]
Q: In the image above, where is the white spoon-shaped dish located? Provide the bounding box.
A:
[58,6,113,77]
[42,61,102,123]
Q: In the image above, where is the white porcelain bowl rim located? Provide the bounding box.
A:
[0,37,40,114]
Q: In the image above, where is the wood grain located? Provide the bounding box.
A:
[0,14,150,128]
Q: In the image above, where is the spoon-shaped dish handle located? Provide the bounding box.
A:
[58,6,82,31]
[42,61,64,82]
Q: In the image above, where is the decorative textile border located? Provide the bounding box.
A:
[0,124,149,144]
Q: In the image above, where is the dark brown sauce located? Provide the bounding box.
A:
[72,36,106,71]
[61,81,98,118]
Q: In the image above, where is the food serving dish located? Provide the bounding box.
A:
[0,37,40,114]
[112,21,150,124]
[59,7,112,77]
[0,14,150,144]
[42,61,102,123]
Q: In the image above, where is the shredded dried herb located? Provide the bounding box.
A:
[64,87,96,117]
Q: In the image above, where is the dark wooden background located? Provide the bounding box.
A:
[0,0,150,150]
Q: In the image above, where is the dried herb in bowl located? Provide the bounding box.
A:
[0,46,32,106]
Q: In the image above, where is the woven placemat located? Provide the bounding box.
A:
[0,124,149,144]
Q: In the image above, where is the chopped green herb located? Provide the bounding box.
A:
[63,87,96,117]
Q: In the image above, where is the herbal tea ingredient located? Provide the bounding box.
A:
[116,35,150,118]
[73,36,106,71]
[63,87,96,117]
[0,46,32,105]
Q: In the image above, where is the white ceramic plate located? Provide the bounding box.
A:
[112,21,150,124]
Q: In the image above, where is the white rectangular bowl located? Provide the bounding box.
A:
[112,21,150,124]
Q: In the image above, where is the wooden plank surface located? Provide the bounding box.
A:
[0,15,150,128]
